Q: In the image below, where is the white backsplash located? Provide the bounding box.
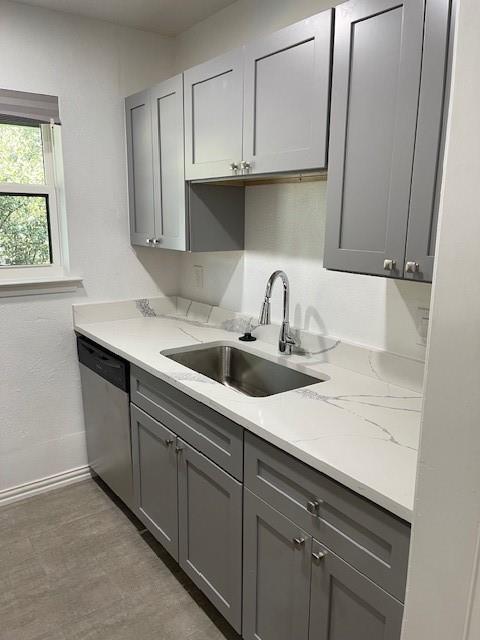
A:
[73,295,425,393]
[178,180,432,363]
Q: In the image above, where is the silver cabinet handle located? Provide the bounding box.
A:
[146,238,154,245]
[293,537,305,548]
[405,261,419,273]
[153,238,163,245]
[230,162,239,173]
[164,438,174,447]
[312,550,327,562]
[306,499,322,516]
[240,160,251,173]
[383,259,396,271]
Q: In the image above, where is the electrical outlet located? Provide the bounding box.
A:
[416,306,430,346]
[193,264,204,289]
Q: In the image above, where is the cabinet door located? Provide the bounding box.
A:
[184,49,244,180]
[130,404,178,560]
[243,11,332,175]
[151,75,187,251]
[177,440,242,632]
[125,89,155,247]
[404,0,452,282]
[324,0,425,277]
[309,540,404,640]
[243,489,311,640]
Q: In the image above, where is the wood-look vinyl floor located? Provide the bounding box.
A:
[0,479,240,640]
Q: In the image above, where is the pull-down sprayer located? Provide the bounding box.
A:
[259,270,297,354]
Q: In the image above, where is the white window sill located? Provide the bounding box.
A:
[0,275,83,298]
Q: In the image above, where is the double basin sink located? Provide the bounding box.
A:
[162,343,325,397]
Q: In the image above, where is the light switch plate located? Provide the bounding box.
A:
[416,306,430,346]
[193,264,204,289]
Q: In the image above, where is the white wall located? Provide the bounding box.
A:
[0,0,179,494]
[402,0,480,637]
[173,0,343,72]
[174,0,431,361]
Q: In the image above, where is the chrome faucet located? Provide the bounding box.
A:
[259,270,297,354]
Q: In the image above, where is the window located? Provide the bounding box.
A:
[0,123,55,268]
[0,89,77,292]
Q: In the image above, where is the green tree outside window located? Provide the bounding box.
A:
[0,124,51,266]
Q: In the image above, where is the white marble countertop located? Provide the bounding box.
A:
[74,305,422,522]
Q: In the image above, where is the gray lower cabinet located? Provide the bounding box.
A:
[129,366,244,632]
[243,489,312,640]
[128,365,409,639]
[130,404,179,560]
[244,432,410,602]
[324,0,452,282]
[309,540,404,640]
[242,10,332,175]
[243,491,404,640]
[178,439,243,632]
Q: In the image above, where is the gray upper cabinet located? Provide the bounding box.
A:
[125,76,186,250]
[184,49,244,180]
[184,10,333,181]
[242,10,332,175]
[309,540,404,640]
[125,89,155,247]
[324,0,452,282]
[151,75,187,251]
[404,0,452,282]
[130,404,179,560]
[126,77,245,252]
[243,489,312,640]
[324,0,425,278]
[178,440,243,632]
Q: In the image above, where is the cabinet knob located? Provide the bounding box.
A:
[312,550,327,562]
[293,537,305,548]
[153,238,163,246]
[306,499,322,516]
[405,261,419,273]
[175,443,184,454]
[230,162,239,173]
[240,160,251,173]
[146,238,154,245]
[164,438,174,447]
[383,259,396,271]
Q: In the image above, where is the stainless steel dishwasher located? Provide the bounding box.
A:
[77,335,133,509]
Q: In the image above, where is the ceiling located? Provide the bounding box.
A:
[13,0,238,35]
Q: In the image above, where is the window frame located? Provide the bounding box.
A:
[0,122,66,281]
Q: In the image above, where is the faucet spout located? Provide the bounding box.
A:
[258,270,296,354]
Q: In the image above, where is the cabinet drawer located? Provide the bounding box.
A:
[130,366,243,480]
[244,432,410,601]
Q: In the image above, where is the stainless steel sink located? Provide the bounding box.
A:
[162,344,325,397]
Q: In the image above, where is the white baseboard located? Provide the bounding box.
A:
[0,465,92,507]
